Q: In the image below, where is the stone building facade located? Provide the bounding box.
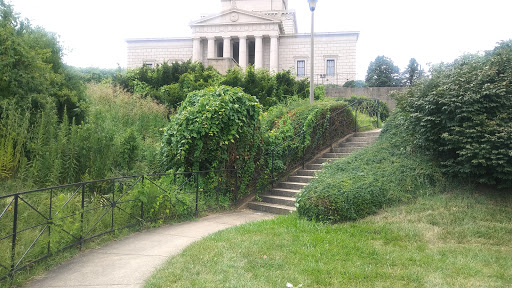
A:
[126,0,359,85]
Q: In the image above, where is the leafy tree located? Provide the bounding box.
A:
[365,56,401,87]
[0,0,85,122]
[402,58,425,86]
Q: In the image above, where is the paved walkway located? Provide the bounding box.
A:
[24,209,276,288]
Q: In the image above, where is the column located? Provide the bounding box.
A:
[207,37,215,59]
[192,37,201,62]
[270,35,279,73]
[255,35,263,69]
[223,36,231,58]
[239,36,247,69]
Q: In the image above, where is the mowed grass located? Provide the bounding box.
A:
[145,187,512,288]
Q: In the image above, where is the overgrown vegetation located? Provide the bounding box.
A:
[0,83,168,191]
[392,40,512,188]
[0,0,85,123]
[296,114,445,222]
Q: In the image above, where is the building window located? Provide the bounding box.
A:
[297,60,305,77]
[326,59,335,76]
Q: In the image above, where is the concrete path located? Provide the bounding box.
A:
[24,209,276,288]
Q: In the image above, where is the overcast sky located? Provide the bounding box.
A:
[10,0,512,79]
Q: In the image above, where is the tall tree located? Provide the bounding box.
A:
[402,58,425,86]
[365,56,400,87]
[0,0,85,122]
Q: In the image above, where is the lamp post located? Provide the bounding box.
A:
[308,0,318,104]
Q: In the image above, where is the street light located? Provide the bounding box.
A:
[308,0,318,104]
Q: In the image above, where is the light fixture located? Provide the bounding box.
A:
[308,0,318,12]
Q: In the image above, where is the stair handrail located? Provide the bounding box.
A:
[260,98,381,188]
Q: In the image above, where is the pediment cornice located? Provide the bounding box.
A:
[190,8,281,26]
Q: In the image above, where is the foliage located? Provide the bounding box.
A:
[401,58,425,86]
[113,61,221,110]
[0,0,86,122]
[346,96,390,122]
[365,55,401,87]
[161,92,357,199]
[221,66,312,108]
[161,86,261,173]
[258,99,355,193]
[296,112,445,223]
[342,80,367,88]
[0,83,168,192]
[394,40,512,187]
[75,67,118,83]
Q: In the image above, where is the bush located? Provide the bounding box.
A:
[296,112,445,222]
[161,86,262,173]
[396,40,512,187]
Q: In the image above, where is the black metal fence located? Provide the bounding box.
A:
[0,98,381,283]
[0,169,236,281]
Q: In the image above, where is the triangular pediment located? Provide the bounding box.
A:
[191,8,280,26]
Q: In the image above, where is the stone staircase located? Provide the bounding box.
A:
[247,129,381,214]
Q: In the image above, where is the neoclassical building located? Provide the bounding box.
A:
[127,0,359,85]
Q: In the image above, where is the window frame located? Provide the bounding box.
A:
[326,59,335,76]
[297,60,306,77]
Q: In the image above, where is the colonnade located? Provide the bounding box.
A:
[192,35,279,72]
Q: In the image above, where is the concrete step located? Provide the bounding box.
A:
[345,136,375,143]
[312,158,338,164]
[246,129,382,215]
[247,201,296,215]
[322,152,351,159]
[275,181,308,190]
[305,163,324,170]
[294,169,317,177]
[337,141,369,148]
[260,195,296,206]
[287,175,315,183]
[271,188,300,197]
[332,147,360,153]
[355,130,381,137]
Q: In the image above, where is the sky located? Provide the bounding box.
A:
[10,0,512,80]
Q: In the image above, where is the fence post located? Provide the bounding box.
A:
[140,175,144,222]
[376,100,380,128]
[80,184,85,250]
[271,150,275,188]
[10,195,19,279]
[234,169,239,200]
[111,180,115,232]
[302,130,305,169]
[354,103,358,133]
[195,173,199,218]
[48,189,53,256]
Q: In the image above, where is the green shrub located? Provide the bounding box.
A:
[396,40,512,187]
[296,112,445,222]
[161,86,262,173]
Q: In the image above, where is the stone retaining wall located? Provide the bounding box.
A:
[325,87,408,110]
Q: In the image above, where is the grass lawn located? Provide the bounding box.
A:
[145,186,512,288]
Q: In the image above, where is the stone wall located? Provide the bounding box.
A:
[325,87,408,110]
[126,38,193,69]
[279,32,358,85]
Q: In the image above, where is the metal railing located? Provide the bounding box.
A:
[0,169,236,281]
[266,99,381,188]
[0,98,381,283]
